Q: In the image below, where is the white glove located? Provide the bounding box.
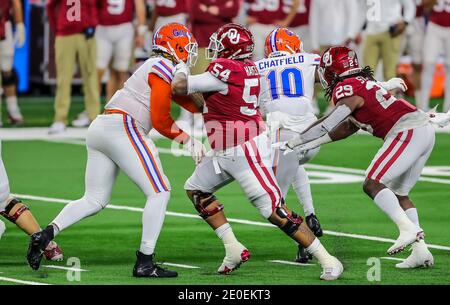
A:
[14,23,26,48]
[174,61,189,77]
[185,137,206,165]
[380,78,408,92]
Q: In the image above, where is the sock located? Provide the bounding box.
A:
[292,166,315,216]
[6,96,19,113]
[405,208,420,228]
[306,238,333,266]
[140,191,170,255]
[51,196,103,234]
[215,223,238,245]
[373,189,415,232]
[419,63,435,111]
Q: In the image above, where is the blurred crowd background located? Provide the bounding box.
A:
[0,0,449,134]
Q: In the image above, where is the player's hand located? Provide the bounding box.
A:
[246,16,258,25]
[208,5,219,15]
[174,62,189,76]
[14,23,26,48]
[382,78,408,92]
[185,137,207,165]
[272,141,293,155]
[390,21,407,37]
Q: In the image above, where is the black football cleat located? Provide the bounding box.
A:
[133,251,178,278]
[296,245,313,264]
[306,214,323,237]
[27,225,54,270]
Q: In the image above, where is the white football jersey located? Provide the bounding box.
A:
[256,52,320,116]
[106,56,175,134]
[256,53,320,133]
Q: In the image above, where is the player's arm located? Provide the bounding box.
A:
[12,0,25,48]
[134,0,147,47]
[275,0,299,27]
[149,74,206,163]
[172,64,228,95]
[172,94,204,113]
[286,95,364,149]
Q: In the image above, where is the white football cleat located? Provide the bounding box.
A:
[217,242,251,275]
[320,256,344,281]
[48,122,67,135]
[0,220,6,240]
[388,227,423,255]
[72,112,91,127]
[396,241,434,269]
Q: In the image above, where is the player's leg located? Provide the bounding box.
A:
[95,25,113,97]
[364,126,434,255]
[184,156,241,274]
[381,32,402,81]
[420,23,442,111]
[409,18,425,107]
[27,122,119,270]
[108,114,176,277]
[1,21,23,125]
[363,33,381,76]
[237,135,343,280]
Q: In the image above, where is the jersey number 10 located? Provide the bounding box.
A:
[267,68,304,101]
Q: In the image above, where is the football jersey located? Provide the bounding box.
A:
[97,0,135,26]
[106,56,175,134]
[0,0,11,39]
[203,58,264,150]
[257,53,320,117]
[332,76,422,139]
[155,0,186,16]
[429,0,450,27]
[246,0,285,25]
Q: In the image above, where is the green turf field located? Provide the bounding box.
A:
[0,97,449,285]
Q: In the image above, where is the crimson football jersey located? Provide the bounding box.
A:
[0,0,11,39]
[332,76,417,139]
[156,0,186,16]
[429,0,450,27]
[246,0,285,25]
[203,58,264,150]
[97,0,135,26]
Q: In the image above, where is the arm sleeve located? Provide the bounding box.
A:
[172,95,202,113]
[187,72,228,94]
[401,0,416,23]
[148,74,190,144]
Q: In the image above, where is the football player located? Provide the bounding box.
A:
[281,46,439,268]
[257,28,323,264]
[172,23,343,280]
[0,140,63,260]
[27,23,205,277]
[0,0,25,126]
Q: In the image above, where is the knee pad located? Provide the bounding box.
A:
[189,190,223,219]
[275,206,303,237]
[0,198,29,223]
[1,70,17,86]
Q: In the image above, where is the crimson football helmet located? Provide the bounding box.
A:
[318,46,362,88]
[206,23,254,60]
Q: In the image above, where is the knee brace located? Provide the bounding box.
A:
[1,70,17,86]
[190,190,223,219]
[0,198,29,223]
[275,206,303,237]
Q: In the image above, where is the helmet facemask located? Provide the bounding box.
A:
[206,32,224,60]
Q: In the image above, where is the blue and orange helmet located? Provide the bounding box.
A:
[264,28,303,58]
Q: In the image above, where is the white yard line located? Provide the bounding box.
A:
[268,260,315,266]
[380,257,405,262]
[43,265,89,272]
[0,276,52,285]
[160,262,200,269]
[12,193,450,252]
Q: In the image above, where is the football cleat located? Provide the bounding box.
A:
[320,256,344,281]
[133,251,178,278]
[295,245,313,263]
[218,242,251,274]
[44,241,64,262]
[306,214,323,237]
[395,241,434,269]
[388,228,423,255]
[27,226,54,270]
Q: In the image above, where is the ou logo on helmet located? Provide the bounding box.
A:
[227,29,241,44]
[322,51,333,67]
